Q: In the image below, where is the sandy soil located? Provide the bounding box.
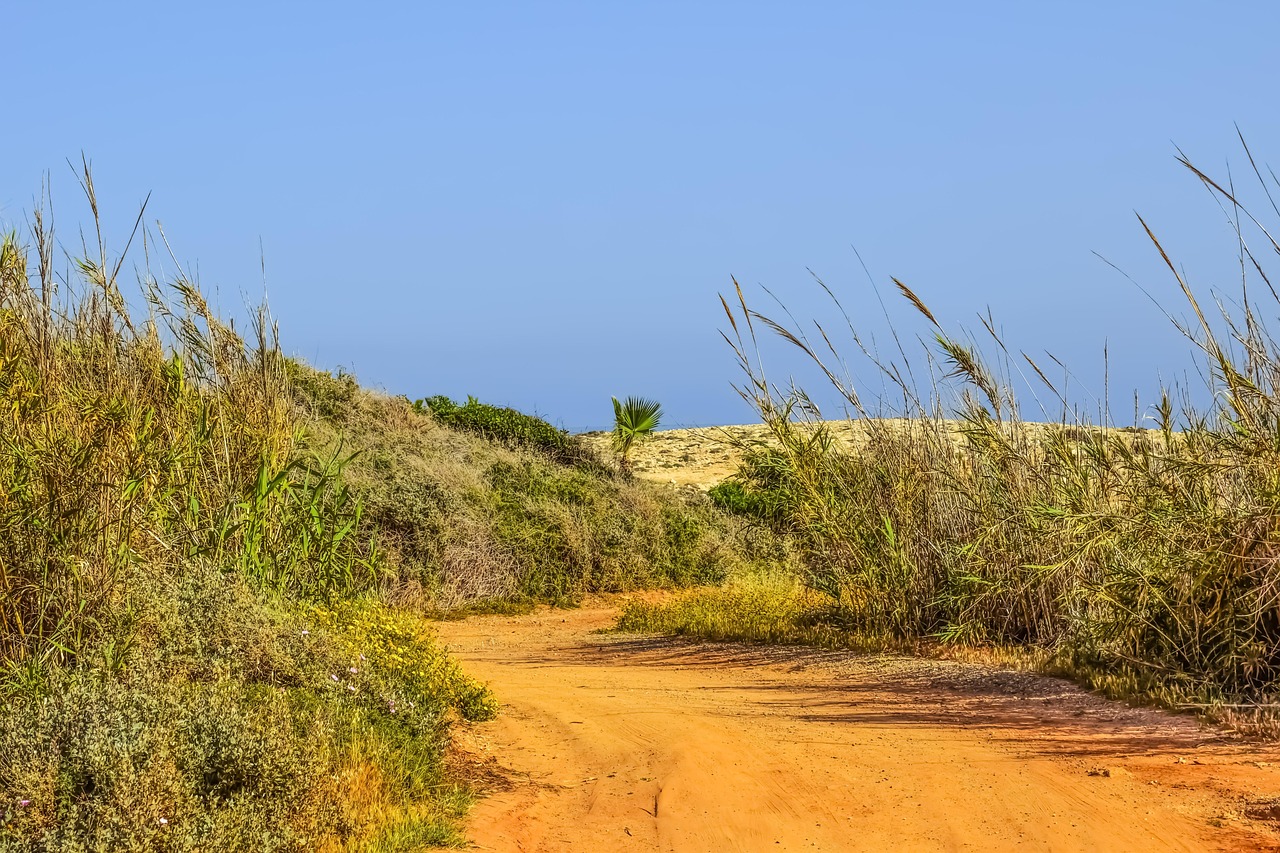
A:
[580,425,764,489]
[439,603,1280,853]
[580,421,937,490]
[578,421,1153,491]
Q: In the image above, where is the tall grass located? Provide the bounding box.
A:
[0,171,380,673]
[0,169,489,850]
[712,138,1280,706]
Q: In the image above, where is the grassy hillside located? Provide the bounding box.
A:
[289,371,780,611]
[0,178,775,850]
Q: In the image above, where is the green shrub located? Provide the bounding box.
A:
[707,480,782,523]
[707,481,753,515]
[484,458,732,602]
[414,395,593,466]
[0,568,495,852]
[0,676,343,852]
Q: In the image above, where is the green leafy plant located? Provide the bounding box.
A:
[414,394,589,465]
[610,396,662,474]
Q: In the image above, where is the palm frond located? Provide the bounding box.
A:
[611,396,663,460]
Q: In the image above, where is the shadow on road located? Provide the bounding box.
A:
[498,631,1251,764]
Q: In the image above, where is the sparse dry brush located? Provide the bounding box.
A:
[634,137,1280,715]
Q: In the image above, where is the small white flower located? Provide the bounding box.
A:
[347,684,357,692]
[300,630,309,636]
[330,674,339,682]
[159,817,168,826]
[349,666,358,674]
[358,654,366,661]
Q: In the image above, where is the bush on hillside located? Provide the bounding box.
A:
[708,480,797,527]
[286,359,359,422]
[414,394,595,466]
[485,458,729,602]
[289,387,774,610]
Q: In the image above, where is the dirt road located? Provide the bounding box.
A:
[438,604,1280,852]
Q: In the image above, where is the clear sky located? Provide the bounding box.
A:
[5,2,1280,431]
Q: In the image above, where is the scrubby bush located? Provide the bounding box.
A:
[414,394,594,466]
[0,675,342,852]
[706,447,795,525]
[287,360,359,422]
[0,564,493,851]
[483,455,738,600]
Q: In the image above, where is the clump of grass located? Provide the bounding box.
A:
[0,183,379,670]
[689,137,1280,711]
[618,572,845,645]
[616,574,1045,669]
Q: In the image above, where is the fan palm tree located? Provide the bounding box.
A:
[611,396,662,475]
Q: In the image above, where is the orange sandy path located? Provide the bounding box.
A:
[438,604,1280,852]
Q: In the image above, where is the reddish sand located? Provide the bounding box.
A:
[439,604,1280,852]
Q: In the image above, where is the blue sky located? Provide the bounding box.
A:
[4,2,1280,430]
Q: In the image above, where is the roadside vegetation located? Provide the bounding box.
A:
[622,139,1280,720]
[0,171,771,850]
[0,172,501,851]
